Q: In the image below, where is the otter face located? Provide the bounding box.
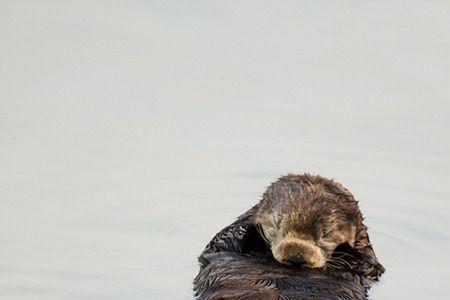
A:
[249,174,384,279]
[258,210,356,268]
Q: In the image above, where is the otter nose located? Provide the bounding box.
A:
[286,254,306,266]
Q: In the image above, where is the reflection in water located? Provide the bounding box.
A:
[1,1,450,300]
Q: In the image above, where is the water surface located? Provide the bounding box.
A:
[1,1,450,299]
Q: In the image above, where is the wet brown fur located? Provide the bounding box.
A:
[194,174,385,299]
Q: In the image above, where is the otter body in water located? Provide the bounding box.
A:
[194,174,384,300]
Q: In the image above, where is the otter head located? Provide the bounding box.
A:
[251,174,384,280]
[256,193,357,269]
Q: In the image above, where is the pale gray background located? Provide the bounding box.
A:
[1,1,450,299]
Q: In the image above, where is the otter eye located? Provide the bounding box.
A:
[322,229,333,238]
[335,224,346,231]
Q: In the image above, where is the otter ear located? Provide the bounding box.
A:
[353,225,385,281]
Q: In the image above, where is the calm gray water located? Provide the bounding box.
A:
[1,1,450,299]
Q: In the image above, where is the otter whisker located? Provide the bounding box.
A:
[327,257,348,267]
[332,251,355,258]
[328,257,352,269]
[329,257,350,267]
[326,259,345,268]
[325,261,342,270]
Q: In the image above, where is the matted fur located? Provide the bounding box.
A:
[195,174,384,300]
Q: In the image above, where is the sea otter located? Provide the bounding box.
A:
[194,174,384,300]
